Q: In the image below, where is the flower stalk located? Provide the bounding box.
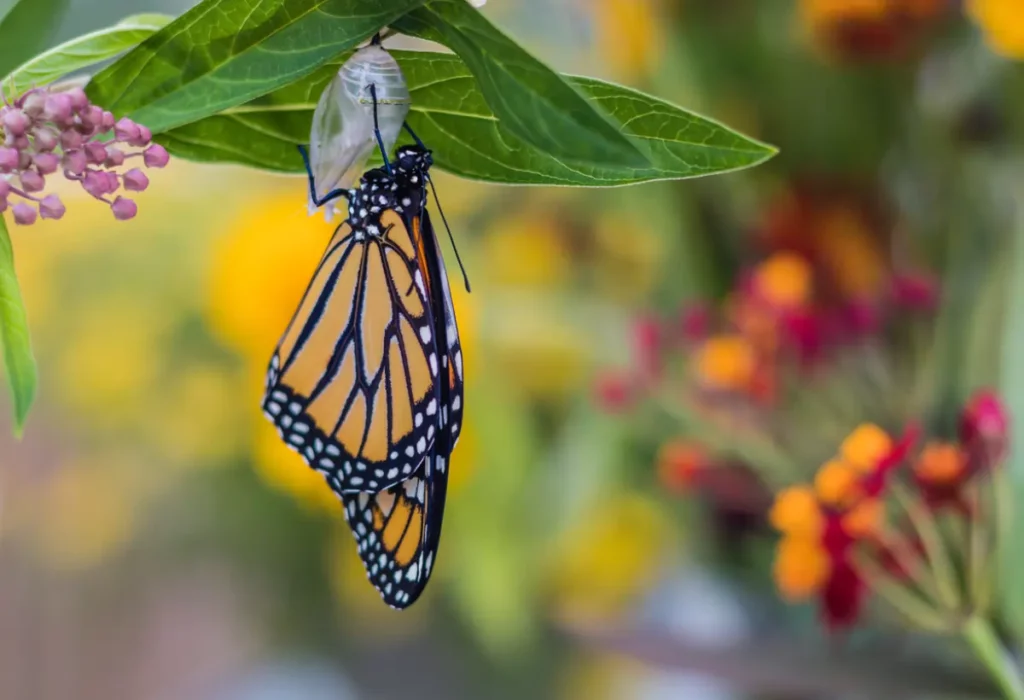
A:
[963,615,1024,700]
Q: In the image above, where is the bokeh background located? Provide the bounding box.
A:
[2,0,1023,698]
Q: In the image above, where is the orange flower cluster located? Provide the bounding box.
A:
[770,390,1009,630]
[771,423,912,628]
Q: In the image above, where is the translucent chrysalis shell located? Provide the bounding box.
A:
[308,44,411,220]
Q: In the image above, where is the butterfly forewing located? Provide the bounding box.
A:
[262,198,444,493]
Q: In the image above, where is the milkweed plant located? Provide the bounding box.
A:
[1,0,1022,696]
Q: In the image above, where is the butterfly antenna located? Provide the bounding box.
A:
[428,178,471,293]
[403,122,427,150]
[369,83,392,175]
[297,144,350,207]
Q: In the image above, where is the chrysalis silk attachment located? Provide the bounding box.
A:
[308,44,411,221]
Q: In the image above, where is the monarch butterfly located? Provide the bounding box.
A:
[262,79,467,606]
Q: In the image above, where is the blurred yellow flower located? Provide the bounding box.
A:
[206,186,333,360]
[549,494,670,620]
[967,0,1024,59]
[592,213,663,303]
[489,308,591,401]
[590,0,665,80]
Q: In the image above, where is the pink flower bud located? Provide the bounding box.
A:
[111,196,137,220]
[0,197,7,213]
[2,109,29,136]
[959,389,1008,469]
[0,179,10,199]
[632,315,662,381]
[101,111,115,131]
[12,202,36,225]
[39,194,65,220]
[7,135,29,151]
[114,117,141,143]
[143,144,169,168]
[104,146,124,167]
[137,124,152,145]
[82,170,108,198]
[33,128,57,152]
[60,129,83,150]
[62,150,87,175]
[104,171,120,193]
[0,147,19,172]
[17,149,31,170]
[892,272,939,313]
[84,141,107,165]
[43,93,73,124]
[20,91,46,118]
[122,168,149,192]
[77,105,103,131]
[19,170,44,192]
[64,87,88,112]
[33,152,59,175]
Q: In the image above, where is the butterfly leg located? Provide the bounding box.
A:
[297,144,351,207]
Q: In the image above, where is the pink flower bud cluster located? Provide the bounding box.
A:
[1,86,169,225]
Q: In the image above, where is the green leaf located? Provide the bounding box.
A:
[160,50,776,186]
[392,0,647,170]
[0,0,71,80]
[0,217,36,436]
[86,0,428,133]
[3,14,172,98]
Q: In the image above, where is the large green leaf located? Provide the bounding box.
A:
[86,0,427,133]
[0,0,71,80]
[0,217,36,437]
[393,0,647,169]
[3,14,172,97]
[160,51,776,186]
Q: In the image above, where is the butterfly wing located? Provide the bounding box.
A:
[339,198,464,608]
[340,451,448,608]
[262,211,445,494]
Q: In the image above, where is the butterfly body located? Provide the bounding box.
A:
[263,144,464,608]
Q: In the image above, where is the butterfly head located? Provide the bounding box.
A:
[395,145,433,175]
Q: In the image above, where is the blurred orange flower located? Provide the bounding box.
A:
[967,0,1024,59]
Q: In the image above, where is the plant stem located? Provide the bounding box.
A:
[963,615,1024,700]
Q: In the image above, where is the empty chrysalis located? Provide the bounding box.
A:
[308,41,411,221]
